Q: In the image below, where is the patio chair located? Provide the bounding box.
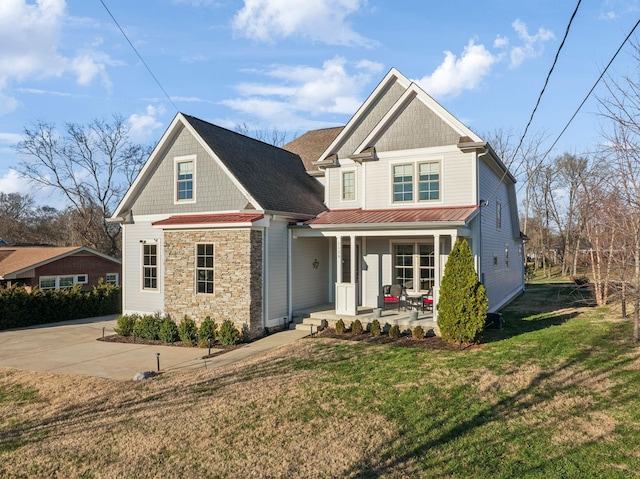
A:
[421,289,434,312]
[382,284,403,311]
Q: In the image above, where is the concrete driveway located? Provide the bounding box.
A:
[0,316,309,381]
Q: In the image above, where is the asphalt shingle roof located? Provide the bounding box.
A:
[183,115,326,217]
[283,126,344,172]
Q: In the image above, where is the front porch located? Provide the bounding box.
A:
[292,303,440,336]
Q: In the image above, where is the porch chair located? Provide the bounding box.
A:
[421,289,434,312]
[382,284,404,311]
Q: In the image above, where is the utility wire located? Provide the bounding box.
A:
[484,0,581,203]
[98,0,179,112]
[516,16,640,195]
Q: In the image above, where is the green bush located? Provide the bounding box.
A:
[389,324,400,339]
[412,325,425,339]
[115,314,138,336]
[437,238,488,349]
[133,313,163,340]
[178,316,198,346]
[218,319,241,346]
[198,316,217,343]
[370,319,381,337]
[158,315,179,343]
[351,319,363,335]
[335,318,346,334]
[0,282,121,331]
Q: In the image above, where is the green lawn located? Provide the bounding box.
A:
[1,282,639,478]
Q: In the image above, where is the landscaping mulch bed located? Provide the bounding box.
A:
[314,328,473,350]
[97,334,244,357]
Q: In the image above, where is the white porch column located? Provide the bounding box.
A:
[433,234,440,321]
[336,235,343,283]
[350,234,356,284]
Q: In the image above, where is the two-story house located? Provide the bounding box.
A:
[111,68,524,337]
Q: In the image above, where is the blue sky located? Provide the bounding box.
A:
[0,0,639,204]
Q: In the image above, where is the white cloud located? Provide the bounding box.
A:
[509,19,555,69]
[415,40,497,99]
[0,0,114,109]
[127,105,166,143]
[0,132,23,145]
[232,0,374,47]
[0,169,28,195]
[222,57,378,129]
[598,10,618,20]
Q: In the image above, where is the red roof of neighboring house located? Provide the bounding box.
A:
[152,213,265,227]
[305,206,478,226]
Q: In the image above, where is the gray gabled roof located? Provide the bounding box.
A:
[183,115,326,217]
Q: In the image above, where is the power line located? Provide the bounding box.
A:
[98,0,179,112]
[516,17,640,196]
[484,0,582,204]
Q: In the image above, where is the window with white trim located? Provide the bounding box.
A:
[418,161,440,201]
[505,245,509,269]
[76,274,88,284]
[175,156,195,203]
[393,242,435,292]
[496,202,502,229]
[196,243,214,294]
[393,164,413,202]
[39,274,87,290]
[143,243,158,290]
[39,277,56,290]
[105,273,119,286]
[342,170,355,201]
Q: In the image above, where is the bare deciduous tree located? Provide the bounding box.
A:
[16,116,149,257]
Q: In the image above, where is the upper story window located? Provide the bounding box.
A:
[142,243,158,290]
[342,170,356,201]
[175,156,196,203]
[496,202,502,229]
[393,164,413,202]
[392,160,441,204]
[418,161,440,201]
[196,243,214,294]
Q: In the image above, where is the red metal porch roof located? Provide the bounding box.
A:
[153,213,264,227]
[305,206,478,226]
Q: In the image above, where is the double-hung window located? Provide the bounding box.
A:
[393,164,413,202]
[196,243,214,294]
[342,171,355,201]
[143,243,158,290]
[175,156,195,203]
[393,160,441,204]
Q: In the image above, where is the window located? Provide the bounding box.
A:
[143,244,158,290]
[105,273,119,286]
[59,276,75,288]
[418,162,440,201]
[175,156,195,202]
[39,277,56,290]
[76,274,88,284]
[496,202,502,229]
[393,243,435,292]
[393,164,413,202]
[196,243,214,294]
[505,245,509,269]
[342,171,355,201]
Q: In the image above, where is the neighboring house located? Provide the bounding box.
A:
[0,245,122,290]
[111,68,524,337]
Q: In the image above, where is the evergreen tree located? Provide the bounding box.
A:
[437,238,488,349]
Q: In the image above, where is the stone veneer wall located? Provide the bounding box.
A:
[163,229,263,338]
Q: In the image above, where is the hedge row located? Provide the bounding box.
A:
[0,282,121,330]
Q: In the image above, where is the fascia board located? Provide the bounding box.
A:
[315,68,411,163]
[7,247,120,278]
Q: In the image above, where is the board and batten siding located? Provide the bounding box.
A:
[122,219,165,315]
[291,237,330,310]
[131,126,247,216]
[478,160,524,311]
[265,220,289,327]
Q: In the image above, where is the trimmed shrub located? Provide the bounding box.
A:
[115,314,138,336]
[412,325,425,339]
[158,315,179,343]
[351,319,363,335]
[134,312,163,340]
[389,324,400,339]
[218,319,241,346]
[437,238,488,349]
[198,316,217,343]
[335,318,346,334]
[370,319,381,337]
[178,316,198,346]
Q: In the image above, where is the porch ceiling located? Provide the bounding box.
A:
[304,206,478,229]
